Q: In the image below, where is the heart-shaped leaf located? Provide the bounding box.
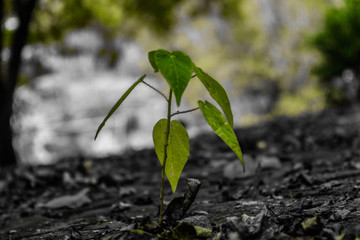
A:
[153,119,190,193]
[154,49,192,106]
[198,100,244,171]
[193,65,234,127]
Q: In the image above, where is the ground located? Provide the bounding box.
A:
[1,106,360,240]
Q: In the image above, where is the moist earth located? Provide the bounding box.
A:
[1,106,360,239]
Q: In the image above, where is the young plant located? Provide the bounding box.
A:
[94,49,244,222]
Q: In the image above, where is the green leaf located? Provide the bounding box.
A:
[193,65,234,127]
[153,119,190,193]
[166,120,190,193]
[198,100,244,171]
[154,49,192,106]
[94,74,146,140]
[153,119,167,164]
[301,216,318,230]
[148,51,158,72]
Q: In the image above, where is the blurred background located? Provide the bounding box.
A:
[2,0,360,165]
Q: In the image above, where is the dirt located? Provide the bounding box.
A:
[1,106,360,239]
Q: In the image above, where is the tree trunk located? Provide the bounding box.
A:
[0,0,37,169]
[0,93,16,168]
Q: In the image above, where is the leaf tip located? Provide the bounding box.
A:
[171,184,177,193]
[240,156,245,173]
[176,97,182,107]
[94,123,105,141]
[94,132,99,141]
[94,134,98,141]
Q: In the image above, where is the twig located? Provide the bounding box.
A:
[171,107,199,117]
[142,81,168,102]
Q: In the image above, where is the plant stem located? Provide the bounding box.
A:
[142,80,168,101]
[171,107,199,117]
[159,89,172,222]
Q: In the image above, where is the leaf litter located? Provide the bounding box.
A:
[1,106,360,239]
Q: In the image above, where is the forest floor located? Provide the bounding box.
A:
[1,106,360,240]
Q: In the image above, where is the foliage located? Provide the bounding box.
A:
[149,49,193,106]
[2,0,185,45]
[136,0,333,121]
[95,49,244,221]
[312,0,360,104]
[6,0,336,117]
[153,119,189,193]
[2,0,245,45]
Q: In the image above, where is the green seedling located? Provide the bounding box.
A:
[94,49,244,222]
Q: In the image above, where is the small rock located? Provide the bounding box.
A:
[332,209,351,221]
[226,216,240,223]
[119,187,137,197]
[210,159,228,169]
[111,201,132,212]
[0,180,6,193]
[182,215,212,230]
[226,206,268,236]
[228,231,241,240]
[241,212,264,235]
[256,155,282,169]
[62,171,74,185]
[223,155,256,180]
[192,210,209,215]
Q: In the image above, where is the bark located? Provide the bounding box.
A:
[0,0,37,168]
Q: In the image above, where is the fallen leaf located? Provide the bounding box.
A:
[37,188,91,209]
[301,216,318,231]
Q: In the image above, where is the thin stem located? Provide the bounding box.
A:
[171,107,199,117]
[159,89,172,222]
[142,80,168,102]
[191,74,197,78]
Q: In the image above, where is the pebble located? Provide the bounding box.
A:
[119,187,137,197]
[182,215,212,230]
[192,210,209,215]
[223,155,256,180]
[256,155,282,169]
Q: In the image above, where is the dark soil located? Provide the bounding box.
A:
[1,106,360,239]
